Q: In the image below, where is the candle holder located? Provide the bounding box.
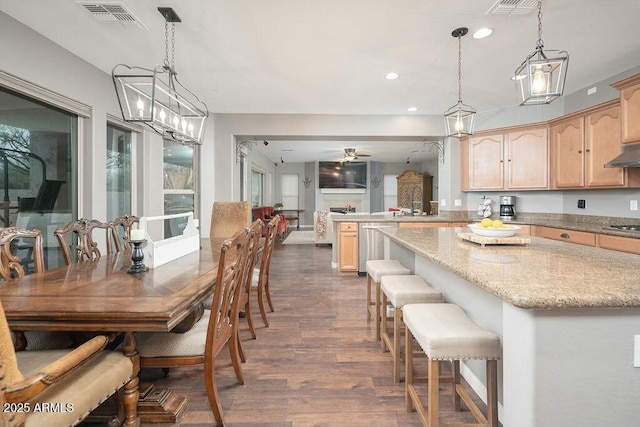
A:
[127,239,149,274]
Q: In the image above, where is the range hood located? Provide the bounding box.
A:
[604,144,640,168]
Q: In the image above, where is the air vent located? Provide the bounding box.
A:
[487,0,537,15]
[78,2,147,28]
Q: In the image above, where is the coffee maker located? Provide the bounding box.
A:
[499,195,516,221]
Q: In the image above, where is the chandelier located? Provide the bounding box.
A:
[514,0,569,106]
[444,27,476,138]
[112,7,209,145]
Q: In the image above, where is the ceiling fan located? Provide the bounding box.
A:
[343,147,371,162]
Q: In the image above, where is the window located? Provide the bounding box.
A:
[251,166,265,207]
[106,123,132,220]
[281,173,299,209]
[383,174,398,210]
[163,139,196,238]
[0,85,77,269]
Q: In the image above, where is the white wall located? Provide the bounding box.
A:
[0,12,172,224]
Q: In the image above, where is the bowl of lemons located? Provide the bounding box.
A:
[468,218,521,237]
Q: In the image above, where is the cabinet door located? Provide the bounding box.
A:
[534,226,596,246]
[552,117,584,188]
[466,134,504,190]
[585,105,625,187]
[620,83,640,144]
[506,127,549,189]
[598,234,640,255]
[339,231,358,272]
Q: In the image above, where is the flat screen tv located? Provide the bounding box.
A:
[318,161,367,189]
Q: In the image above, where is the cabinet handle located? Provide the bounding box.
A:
[560,233,570,239]
[578,150,582,153]
[585,149,590,153]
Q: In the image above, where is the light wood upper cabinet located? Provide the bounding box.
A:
[462,127,548,191]
[551,116,584,188]
[506,127,549,189]
[551,101,640,189]
[462,134,504,191]
[585,105,625,187]
[612,74,640,144]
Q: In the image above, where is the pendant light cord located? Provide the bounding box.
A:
[536,0,544,50]
[457,32,463,104]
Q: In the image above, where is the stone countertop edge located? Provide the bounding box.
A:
[329,213,640,239]
[376,227,640,310]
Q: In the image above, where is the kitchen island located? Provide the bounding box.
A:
[376,226,640,427]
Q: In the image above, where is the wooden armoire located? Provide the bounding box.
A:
[396,170,433,211]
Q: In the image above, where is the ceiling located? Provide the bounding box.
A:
[2,0,640,163]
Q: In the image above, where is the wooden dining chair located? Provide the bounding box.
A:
[252,215,280,327]
[0,227,72,352]
[234,219,263,362]
[209,201,251,239]
[0,298,140,427]
[54,218,117,265]
[109,214,139,252]
[136,228,251,426]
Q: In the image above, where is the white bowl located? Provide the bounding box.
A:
[467,223,521,237]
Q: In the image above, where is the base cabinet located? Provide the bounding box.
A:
[338,222,358,272]
[533,226,596,246]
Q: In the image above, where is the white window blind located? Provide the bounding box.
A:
[383,174,398,211]
[281,173,299,209]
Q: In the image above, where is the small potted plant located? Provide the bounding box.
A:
[274,202,284,212]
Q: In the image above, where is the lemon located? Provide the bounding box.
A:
[480,218,493,228]
[492,219,504,228]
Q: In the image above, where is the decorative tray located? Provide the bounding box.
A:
[458,232,530,247]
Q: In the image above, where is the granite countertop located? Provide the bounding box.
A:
[329,212,640,239]
[378,226,640,309]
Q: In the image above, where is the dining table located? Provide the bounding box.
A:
[0,237,224,424]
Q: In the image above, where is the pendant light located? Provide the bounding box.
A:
[444,27,476,138]
[514,0,569,106]
[112,7,209,145]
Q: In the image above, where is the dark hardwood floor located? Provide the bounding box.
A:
[135,238,491,427]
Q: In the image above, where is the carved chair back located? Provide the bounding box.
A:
[0,227,45,281]
[209,201,251,239]
[109,214,139,252]
[54,218,116,265]
[206,228,250,357]
[258,215,280,291]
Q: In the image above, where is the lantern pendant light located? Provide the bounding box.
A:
[112,7,209,145]
[514,0,569,106]
[444,27,476,138]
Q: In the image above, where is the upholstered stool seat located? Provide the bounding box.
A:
[403,303,500,427]
[365,259,411,340]
[380,275,442,382]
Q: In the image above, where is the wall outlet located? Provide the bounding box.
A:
[577,199,586,209]
[587,86,597,95]
[631,200,638,211]
[440,199,447,207]
[454,199,462,207]
[635,335,640,368]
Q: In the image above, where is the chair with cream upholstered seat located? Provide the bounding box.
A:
[404,303,501,427]
[234,219,263,363]
[0,298,139,427]
[365,259,411,341]
[380,274,442,382]
[251,215,280,327]
[0,227,73,352]
[209,201,251,239]
[137,228,250,426]
[108,214,139,252]
[54,218,118,265]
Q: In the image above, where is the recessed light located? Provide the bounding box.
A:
[385,72,399,80]
[473,28,492,39]
[407,107,418,112]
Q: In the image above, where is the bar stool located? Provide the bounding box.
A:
[365,259,411,340]
[404,303,501,427]
[380,275,442,382]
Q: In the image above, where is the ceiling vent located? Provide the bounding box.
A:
[78,2,147,28]
[487,0,537,15]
